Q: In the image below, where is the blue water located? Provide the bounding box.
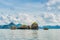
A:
[0,29,60,40]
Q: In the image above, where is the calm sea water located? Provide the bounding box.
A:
[0,29,60,40]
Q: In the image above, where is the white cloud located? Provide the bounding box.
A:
[43,13,60,25]
[0,13,60,26]
[57,5,60,9]
[47,0,60,6]
[45,0,60,14]
[0,0,60,26]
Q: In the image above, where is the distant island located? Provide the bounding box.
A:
[11,22,38,30]
[0,22,60,30]
[0,22,38,29]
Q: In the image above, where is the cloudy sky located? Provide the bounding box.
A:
[0,0,60,26]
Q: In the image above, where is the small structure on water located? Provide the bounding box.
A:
[11,26,16,30]
[44,28,48,30]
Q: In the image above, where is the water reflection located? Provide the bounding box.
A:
[0,29,60,40]
[20,30,38,40]
[30,30,38,40]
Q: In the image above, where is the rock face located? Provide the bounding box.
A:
[31,22,38,29]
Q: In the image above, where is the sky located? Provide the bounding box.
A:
[0,0,60,26]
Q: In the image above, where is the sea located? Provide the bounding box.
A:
[0,29,60,40]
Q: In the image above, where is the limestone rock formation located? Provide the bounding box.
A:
[31,22,38,29]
